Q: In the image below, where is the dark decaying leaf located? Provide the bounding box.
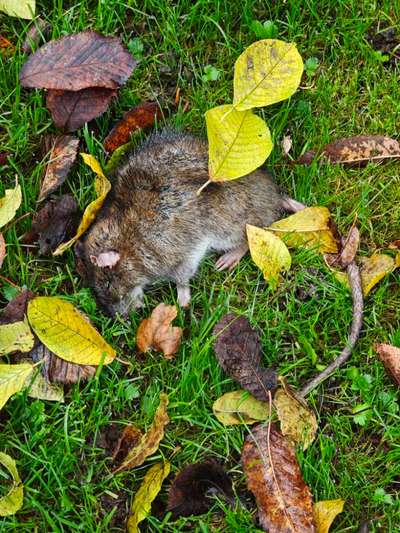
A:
[0,152,10,166]
[242,423,316,533]
[167,460,234,518]
[0,289,35,325]
[374,343,400,386]
[367,25,400,67]
[104,102,163,152]
[111,425,143,462]
[39,135,79,200]
[0,233,5,268]
[22,18,51,55]
[20,30,137,90]
[213,314,277,401]
[298,136,400,166]
[325,226,360,270]
[46,88,117,132]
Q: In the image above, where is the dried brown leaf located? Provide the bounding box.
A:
[387,239,400,249]
[325,226,360,270]
[0,233,5,268]
[0,152,10,166]
[0,35,14,56]
[374,343,400,386]
[22,18,51,54]
[39,135,79,200]
[136,303,182,359]
[111,425,143,462]
[0,290,35,325]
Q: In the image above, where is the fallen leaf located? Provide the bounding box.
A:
[298,136,400,166]
[127,461,171,533]
[104,102,162,152]
[269,206,339,254]
[105,141,134,175]
[247,225,291,286]
[111,425,143,462]
[282,135,293,156]
[0,35,14,56]
[213,314,277,401]
[26,369,64,402]
[374,343,400,386]
[325,226,360,269]
[359,253,398,296]
[0,152,10,166]
[167,460,234,518]
[0,290,35,325]
[136,304,182,359]
[0,0,35,19]
[242,423,316,532]
[20,30,136,90]
[233,39,303,111]
[206,104,272,181]
[0,320,34,355]
[114,393,169,473]
[0,183,22,229]
[39,135,79,200]
[22,18,51,54]
[0,363,34,410]
[0,233,5,268]
[0,452,23,516]
[46,88,116,132]
[314,499,345,533]
[387,239,400,249]
[27,296,116,365]
[212,390,268,425]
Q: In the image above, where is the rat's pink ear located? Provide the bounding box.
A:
[89,250,121,268]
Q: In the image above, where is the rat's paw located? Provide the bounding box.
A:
[177,285,191,308]
[216,245,248,271]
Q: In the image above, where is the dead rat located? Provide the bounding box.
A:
[75,130,304,316]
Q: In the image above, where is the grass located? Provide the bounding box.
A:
[1,0,399,531]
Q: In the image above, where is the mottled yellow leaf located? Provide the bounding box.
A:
[0,183,22,229]
[0,0,35,19]
[314,499,345,533]
[233,39,303,111]
[0,363,33,410]
[53,154,110,255]
[269,206,339,253]
[0,320,34,356]
[206,104,272,181]
[247,225,291,286]
[127,462,171,533]
[114,393,169,473]
[0,452,23,516]
[359,253,397,296]
[213,390,269,425]
[27,296,115,365]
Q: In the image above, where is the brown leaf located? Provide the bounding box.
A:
[325,226,360,270]
[374,343,400,386]
[20,30,137,90]
[167,460,234,518]
[39,135,79,200]
[387,239,400,249]
[22,18,51,55]
[111,425,143,462]
[46,88,117,132]
[298,136,400,166]
[104,102,163,152]
[0,233,5,268]
[136,303,182,359]
[0,152,10,166]
[242,423,316,532]
[0,290,35,325]
[213,314,277,401]
[0,35,14,57]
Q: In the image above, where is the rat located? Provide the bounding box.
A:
[75,130,304,316]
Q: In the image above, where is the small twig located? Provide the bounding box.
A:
[196,179,211,196]
[299,260,364,397]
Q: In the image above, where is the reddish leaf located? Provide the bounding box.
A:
[20,30,137,90]
[0,35,14,56]
[374,343,400,386]
[104,102,162,152]
[388,239,400,249]
[22,18,51,55]
[0,290,35,325]
[0,152,10,166]
[0,233,5,268]
[46,88,116,132]
[242,423,316,532]
[39,135,79,200]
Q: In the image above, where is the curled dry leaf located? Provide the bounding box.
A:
[114,393,169,473]
[282,135,293,157]
[111,425,143,462]
[374,343,400,386]
[0,363,34,410]
[0,451,23,517]
[136,303,182,359]
[0,0,35,19]
[22,18,51,54]
[0,232,5,268]
[167,460,234,518]
[0,289,35,325]
[0,320,34,355]
[0,183,22,229]
[213,390,269,425]
[104,101,163,153]
[314,499,345,533]
[39,135,79,200]
[213,313,277,401]
[242,423,316,533]
[325,226,360,270]
[20,30,137,90]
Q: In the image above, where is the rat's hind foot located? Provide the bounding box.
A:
[216,243,248,271]
[177,285,191,307]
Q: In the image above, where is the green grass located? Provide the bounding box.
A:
[1,0,400,531]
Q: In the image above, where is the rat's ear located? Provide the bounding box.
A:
[89,250,121,268]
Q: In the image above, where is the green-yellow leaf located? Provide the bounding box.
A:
[233,39,303,111]
[269,206,339,253]
[314,499,345,533]
[0,184,22,229]
[0,451,23,516]
[114,393,169,473]
[213,390,269,425]
[0,0,35,19]
[247,224,291,286]
[27,370,64,403]
[0,363,33,410]
[127,462,171,533]
[0,320,34,356]
[206,104,272,181]
[359,253,398,296]
[27,296,116,365]
[53,154,110,255]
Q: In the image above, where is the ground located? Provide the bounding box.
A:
[0,1,399,531]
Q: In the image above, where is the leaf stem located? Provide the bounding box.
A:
[196,179,212,196]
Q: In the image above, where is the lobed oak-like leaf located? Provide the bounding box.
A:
[0,452,23,516]
[136,303,182,359]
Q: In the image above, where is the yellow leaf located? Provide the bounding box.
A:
[53,154,110,255]
[0,320,34,356]
[213,390,269,425]
[127,462,171,533]
[233,39,303,111]
[0,183,22,229]
[269,206,339,253]
[27,370,64,403]
[0,452,23,516]
[114,393,169,473]
[247,225,291,286]
[314,499,345,533]
[206,104,272,181]
[27,297,115,365]
[359,253,397,296]
[0,363,33,410]
[0,0,35,19]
